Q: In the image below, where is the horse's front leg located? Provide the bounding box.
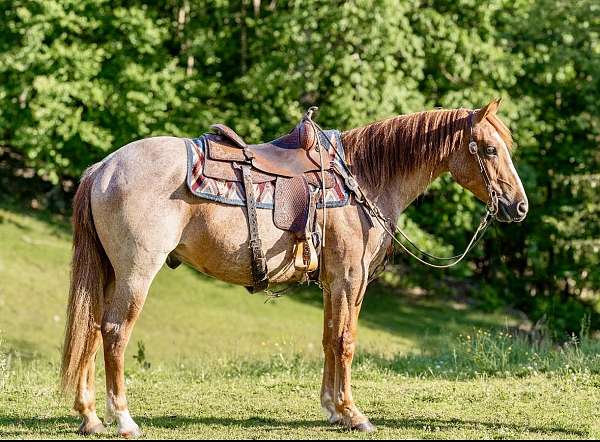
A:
[323,275,375,432]
[320,287,342,424]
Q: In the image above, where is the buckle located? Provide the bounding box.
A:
[468,141,478,155]
[487,190,499,215]
[345,175,359,192]
[243,148,254,160]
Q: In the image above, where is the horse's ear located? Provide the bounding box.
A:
[474,98,502,123]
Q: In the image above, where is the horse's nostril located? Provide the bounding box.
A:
[517,201,528,216]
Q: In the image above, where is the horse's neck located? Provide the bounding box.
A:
[367,162,448,222]
[342,108,464,222]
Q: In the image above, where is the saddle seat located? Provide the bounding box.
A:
[209,116,333,177]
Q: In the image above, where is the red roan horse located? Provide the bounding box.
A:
[61,99,527,436]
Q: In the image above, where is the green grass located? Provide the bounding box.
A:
[2,364,599,440]
[1,204,599,439]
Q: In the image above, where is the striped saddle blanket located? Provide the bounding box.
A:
[185,130,350,210]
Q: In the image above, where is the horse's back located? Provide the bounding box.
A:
[93,136,187,192]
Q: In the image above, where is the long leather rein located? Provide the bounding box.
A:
[308,109,497,269]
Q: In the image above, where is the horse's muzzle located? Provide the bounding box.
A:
[496,198,528,223]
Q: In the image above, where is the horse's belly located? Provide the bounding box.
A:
[175,202,303,286]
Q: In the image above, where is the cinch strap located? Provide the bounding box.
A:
[241,164,269,292]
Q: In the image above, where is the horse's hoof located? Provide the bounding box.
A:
[119,426,143,439]
[324,409,343,425]
[77,421,107,435]
[328,414,343,425]
[352,420,377,433]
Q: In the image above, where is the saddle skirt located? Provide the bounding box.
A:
[186,130,350,210]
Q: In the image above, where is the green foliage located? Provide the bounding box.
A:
[495,0,600,333]
[450,328,600,377]
[0,0,183,181]
[356,327,600,379]
[132,341,151,370]
[0,0,598,333]
[390,0,600,334]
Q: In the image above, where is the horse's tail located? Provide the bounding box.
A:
[60,163,110,393]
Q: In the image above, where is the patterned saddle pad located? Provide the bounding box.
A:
[185,130,350,210]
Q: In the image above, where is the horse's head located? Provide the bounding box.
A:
[448,99,528,223]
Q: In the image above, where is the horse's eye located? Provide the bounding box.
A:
[485,146,497,156]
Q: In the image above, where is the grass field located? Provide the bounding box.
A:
[1,204,599,439]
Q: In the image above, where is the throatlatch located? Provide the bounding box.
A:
[241,164,269,292]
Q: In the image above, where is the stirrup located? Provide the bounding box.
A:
[294,239,318,272]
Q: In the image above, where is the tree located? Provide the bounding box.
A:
[0,0,184,181]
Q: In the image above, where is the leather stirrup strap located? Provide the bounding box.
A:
[241,164,269,292]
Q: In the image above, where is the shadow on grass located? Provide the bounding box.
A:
[0,415,588,438]
[289,283,504,346]
[138,415,589,437]
[0,416,75,437]
[138,415,327,431]
[376,417,588,437]
[2,338,43,364]
[0,415,331,437]
[0,200,71,236]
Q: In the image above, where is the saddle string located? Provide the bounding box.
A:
[306,109,496,269]
[306,106,328,248]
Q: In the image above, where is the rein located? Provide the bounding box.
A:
[307,109,497,269]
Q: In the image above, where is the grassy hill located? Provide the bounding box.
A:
[0,204,598,439]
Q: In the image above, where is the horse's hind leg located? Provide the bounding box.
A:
[101,255,165,438]
[73,274,115,435]
[74,329,104,434]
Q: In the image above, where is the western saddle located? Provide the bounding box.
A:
[203,108,339,292]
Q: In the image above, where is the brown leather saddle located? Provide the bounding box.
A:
[206,115,335,177]
[203,108,338,292]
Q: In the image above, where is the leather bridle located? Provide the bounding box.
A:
[467,111,499,217]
